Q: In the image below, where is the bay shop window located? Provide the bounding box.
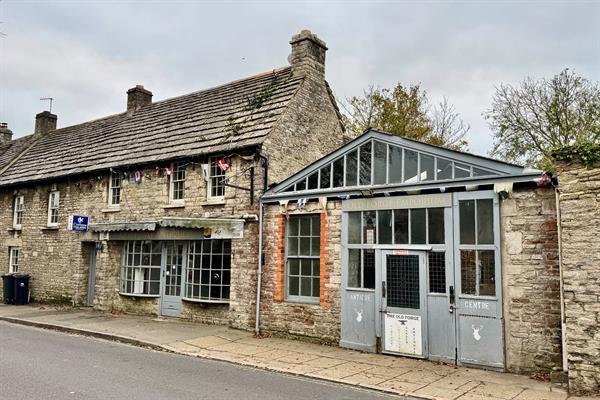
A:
[120,240,232,301]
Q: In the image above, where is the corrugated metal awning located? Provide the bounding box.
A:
[89,218,245,239]
[90,221,157,232]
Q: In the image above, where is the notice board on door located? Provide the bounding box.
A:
[384,313,422,356]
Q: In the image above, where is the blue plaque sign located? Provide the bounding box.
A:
[69,215,89,232]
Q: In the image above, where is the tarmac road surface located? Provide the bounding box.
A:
[0,321,398,400]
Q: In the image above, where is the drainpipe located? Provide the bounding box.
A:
[555,184,567,371]
[255,153,269,336]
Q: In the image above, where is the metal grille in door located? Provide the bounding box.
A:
[387,255,420,309]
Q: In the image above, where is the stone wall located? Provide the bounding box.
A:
[556,160,600,395]
[260,200,342,343]
[500,186,562,374]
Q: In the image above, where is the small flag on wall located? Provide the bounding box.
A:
[217,158,230,172]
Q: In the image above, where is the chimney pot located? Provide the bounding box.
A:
[289,29,328,78]
[127,85,153,114]
[35,111,58,136]
[0,122,13,146]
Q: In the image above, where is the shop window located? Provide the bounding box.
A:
[208,158,225,199]
[404,149,419,183]
[388,145,403,183]
[345,150,358,187]
[378,210,393,244]
[410,209,426,244]
[359,141,372,186]
[286,214,320,302]
[459,199,494,245]
[347,249,375,290]
[428,208,445,244]
[393,209,409,244]
[13,195,24,229]
[373,141,387,185]
[47,191,60,226]
[428,251,446,294]
[362,211,376,244]
[319,164,331,189]
[186,239,231,301]
[348,212,362,244]
[8,247,19,273]
[109,172,121,206]
[120,241,162,295]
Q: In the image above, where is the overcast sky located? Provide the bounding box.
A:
[1,0,599,156]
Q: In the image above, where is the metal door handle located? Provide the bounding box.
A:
[382,281,387,298]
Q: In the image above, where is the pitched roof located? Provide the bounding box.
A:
[0,67,303,187]
[0,136,36,172]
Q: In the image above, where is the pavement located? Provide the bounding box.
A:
[0,304,594,400]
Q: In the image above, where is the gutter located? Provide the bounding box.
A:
[554,184,568,371]
[255,153,268,335]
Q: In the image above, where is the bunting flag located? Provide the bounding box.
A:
[217,158,230,172]
[165,167,173,176]
[134,171,142,183]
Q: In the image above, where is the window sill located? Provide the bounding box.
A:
[200,199,226,206]
[42,226,60,231]
[102,207,121,213]
[118,292,160,298]
[182,297,230,304]
[345,287,375,293]
[284,298,320,306]
[164,202,185,209]
[8,227,22,232]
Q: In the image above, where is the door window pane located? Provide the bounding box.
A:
[428,208,445,244]
[388,145,403,183]
[410,208,426,244]
[359,141,372,186]
[345,150,358,187]
[436,158,452,180]
[393,209,409,244]
[479,250,496,296]
[347,249,361,288]
[373,141,387,185]
[477,199,494,244]
[332,157,344,187]
[404,150,419,183]
[319,165,331,189]
[428,252,446,294]
[363,211,376,244]
[460,250,477,295]
[378,210,393,244]
[363,250,376,289]
[387,254,420,309]
[419,154,435,182]
[348,212,361,244]
[459,200,476,245]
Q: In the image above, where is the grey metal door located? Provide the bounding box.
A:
[160,242,186,317]
[381,251,427,358]
[87,246,97,306]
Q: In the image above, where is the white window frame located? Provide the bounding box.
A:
[8,247,19,274]
[285,214,321,303]
[207,157,226,200]
[108,172,121,207]
[184,239,232,303]
[169,162,186,203]
[47,191,60,227]
[13,195,24,229]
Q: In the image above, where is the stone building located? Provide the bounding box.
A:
[0,30,344,329]
[258,129,563,375]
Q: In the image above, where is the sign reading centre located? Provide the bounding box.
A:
[68,215,89,232]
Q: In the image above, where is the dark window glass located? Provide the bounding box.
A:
[477,199,494,244]
[348,212,361,244]
[404,150,419,183]
[347,249,361,288]
[373,141,387,185]
[378,210,393,244]
[410,208,426,244]
[459,200,476,245]
[428,208,445,244]
[307,171,318,190]
[393,209,409,244]
[420,154,435,182]
[460,250,476,295]
[455,163,471,178]
[363,250,376,289]
[436,158,452,180]
[319,165,331,189]
[386,254,420,309]
[359,142,372,186]
[479,250,496,296]
[473,167,490,177]
[428,252,446,294]
[332,157,344,188]
[389,145,403,183]
[345,150,358,187]
[286,215,320,300]
[296,178,306,191]
[363,210,376,244]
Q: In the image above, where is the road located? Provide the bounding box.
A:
[0,322,398,400]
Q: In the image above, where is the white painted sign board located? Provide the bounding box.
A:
[384,313,422,356]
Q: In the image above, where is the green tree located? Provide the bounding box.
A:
[341,83,469,151]
[485,69,600,171]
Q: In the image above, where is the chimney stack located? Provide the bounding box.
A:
[127,85,153,115]
[0,123,13,146]
[35,111,58,136]
[289,30,328,78]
